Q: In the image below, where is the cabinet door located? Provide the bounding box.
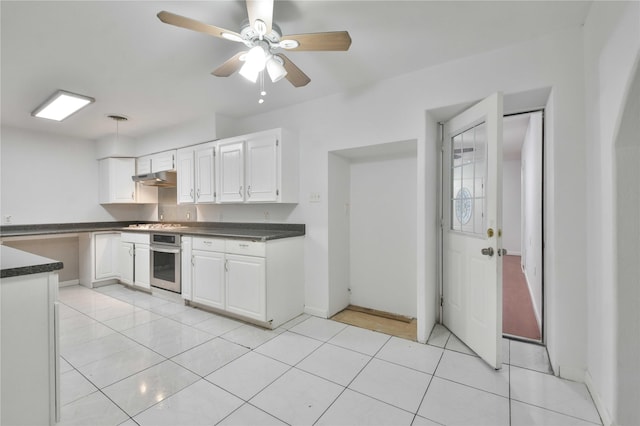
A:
[246,135,278,202]
[100,158,136,204]
[136,156,152,174]
[195,146,215,203]
[176,149,195,204]
[218,141,245,203]
[95,233,120,280]
[192,250,225,310]
[118,242,134,285]
[225,254,266,321]
[152,150,176,172]
[134,244,151,289]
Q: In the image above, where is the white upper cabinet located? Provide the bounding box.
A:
[99,158,136,204]
[176,142,216,204]
[151,150,176,172]
[218,139,245,203]
[217,128,298,204]
[136,155,152,175]
[176,148,195,204]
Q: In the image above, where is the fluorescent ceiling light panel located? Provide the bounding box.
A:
[31,90,95,121]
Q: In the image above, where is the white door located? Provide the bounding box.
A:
[442,92,504,369]
[218,141,245,203]
[134,244,151,289]
[119,241,134,285]
[246,135,278,202]
[176,149,195,204]
[192,250,226,310]
[225,254,266,322]
[195,146,215,203]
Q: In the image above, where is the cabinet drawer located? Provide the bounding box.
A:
[225,239,265,257]
[193,237,225,252]
[121,232,150,244]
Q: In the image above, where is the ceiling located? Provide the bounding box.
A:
[0,1,591,141]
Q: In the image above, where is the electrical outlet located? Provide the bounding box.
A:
[3,215,12,224]
[309,192,321,203]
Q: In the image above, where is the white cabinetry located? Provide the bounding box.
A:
[79,232,121,288]
[136,155,152,175]
[182,236,304,328]
[1,261,60,425]
[99,157,157,204]
[177,143,216,204]
[217,128,298,204]
[119,232,150,290]
[152,150,176,172]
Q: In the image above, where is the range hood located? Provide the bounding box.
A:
[132,171,177,187]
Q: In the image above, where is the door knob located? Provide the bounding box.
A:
[481,247,494,257]
[498,248,507,256]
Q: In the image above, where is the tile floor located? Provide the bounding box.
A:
[57,284,602,426]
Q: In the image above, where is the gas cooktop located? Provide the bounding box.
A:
[126,223,187,230]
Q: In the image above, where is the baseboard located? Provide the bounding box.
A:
[304,305,328,318]
[585,370,614,426]
[59,279,79,287]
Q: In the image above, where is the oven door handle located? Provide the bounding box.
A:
[151,247,180,254]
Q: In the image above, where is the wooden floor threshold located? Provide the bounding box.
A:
[331,305,417,341]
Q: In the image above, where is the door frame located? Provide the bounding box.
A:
[437,108,546,345]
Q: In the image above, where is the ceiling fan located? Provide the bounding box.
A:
[157,0,352,87]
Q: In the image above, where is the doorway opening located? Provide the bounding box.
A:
[502,111,544,342]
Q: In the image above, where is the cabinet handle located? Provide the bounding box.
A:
[190,188,194,200]
[224,259,229,272]
[197,188,201,199]
[203,240,212,245]
[239,185,243,197]
[239,243,249,248]
[191,255,195,266]
[131,192,135,200]
[247,185,252,197]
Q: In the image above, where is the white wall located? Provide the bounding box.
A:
[349,153,417,317]
[521,112,543,329]
[583,1,640,425]
[0,126,152,224]
[502,159,521,254]
[232,27,588,377]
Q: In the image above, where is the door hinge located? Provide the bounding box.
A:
[276,189,279,196]
[276,139,279,147]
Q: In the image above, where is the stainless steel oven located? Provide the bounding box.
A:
[150,233,181,293]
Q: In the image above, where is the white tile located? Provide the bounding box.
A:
[122,317,214,358]
[221,323,284,349]
[117,419,138,426]
[90,302,142,322]
[502,338,510,364]
[102,360,199,417]
[411,415,443,425]
[376,336,443,374]
[60,356,74,373]
[510,366,601,424]
[445,333,477,356]
[134,379,243,425]
[435,350,509,397]
[289,316,348,341]
[297,343,370,386]
[102,310,162,332]
[60,369,98,406]
[509,340,552,373]
[60,322,116,349]
[427,324,451,348]
[251,368,343,425]
[349,358,431,413]
[206,351,290,400]
[169,307,216,326]
[76,344,165,388]
[218,403,287,426]
[511,400,601,426]
[328,325,390,356]
[254,330,323,365]
[62,332,138,367]
[58,391,129,426]
[148,300,190,317]
[278,313,311,330]
[171,337,249,377]
[191,314,245,336]
[418,377,509,426]
[316,389,415,426]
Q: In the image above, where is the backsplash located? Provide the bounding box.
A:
[157,187,197,222]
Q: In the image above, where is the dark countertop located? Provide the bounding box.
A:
[1,221,305,242]
[1,245,64,279]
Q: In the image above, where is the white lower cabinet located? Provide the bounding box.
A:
[119,232,151,290]
[182,235,303,328]
[80,232,121,288]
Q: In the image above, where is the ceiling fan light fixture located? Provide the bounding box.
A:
[266,55,287,83]
[221,32,243,42]
[253,19,267,36]
[279,39,299,49]
[239,45,268,82]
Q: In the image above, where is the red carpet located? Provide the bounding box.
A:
[503,255,541,340]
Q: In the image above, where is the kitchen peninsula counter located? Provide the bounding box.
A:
[1,245,63,278]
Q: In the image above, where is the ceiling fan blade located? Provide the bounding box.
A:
[280,31,352,51]
[212,52,246,77]
[276,54,310,87]
[157,11,243,41]
[246,0,273,35]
